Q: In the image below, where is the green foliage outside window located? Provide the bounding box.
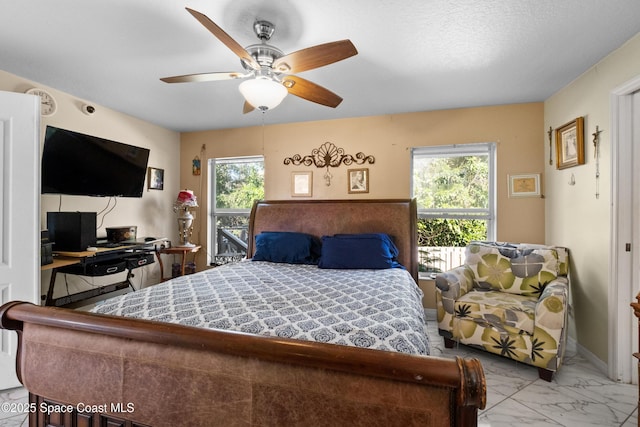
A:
[413,154,489,210]
[417,218,486,247]
[414,150,490,273]
[215,161,264,210]
[414,152,489,246]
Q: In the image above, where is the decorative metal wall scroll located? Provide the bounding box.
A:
[284,142,375,186]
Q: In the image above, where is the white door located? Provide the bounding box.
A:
[0,90,40,390]
[611,75,640,384]
[632,89,640,382]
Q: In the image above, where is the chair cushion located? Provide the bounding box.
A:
[454,290,537,335]
[518,243,570,277]
[465,242,559,296]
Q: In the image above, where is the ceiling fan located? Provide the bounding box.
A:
[161,7,358,113]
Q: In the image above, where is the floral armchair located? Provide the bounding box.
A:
[435,241,569,381]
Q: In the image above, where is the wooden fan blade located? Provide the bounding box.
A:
[243,101,255,114]
[185,7,259,70]
[160,72,248,83]
[273,40,357,74]
[282,75,343,108]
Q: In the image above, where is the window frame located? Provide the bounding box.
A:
[411,142,497,240]
[208,155,264,265]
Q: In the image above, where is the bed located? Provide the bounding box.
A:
[0,199,486,426]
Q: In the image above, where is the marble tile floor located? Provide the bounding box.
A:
[424,311,639,427]
[1,314,638,427]
[0,388,28,427]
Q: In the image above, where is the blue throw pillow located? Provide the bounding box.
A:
[252,231,321,264]
[318,233,402,269]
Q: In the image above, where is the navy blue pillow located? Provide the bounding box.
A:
[252,231,321,264]
[318,233,402,269]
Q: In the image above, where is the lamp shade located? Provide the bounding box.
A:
[239,77,287,111]
[174,189,198,211]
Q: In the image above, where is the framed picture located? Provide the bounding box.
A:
[555,117,585,169]
[291,171,312,197]
[348,168,369,194]
[508,173,541,198]
[148,167,164,190]
[192,156,201,176]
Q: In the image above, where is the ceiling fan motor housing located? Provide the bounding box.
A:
[242,44,284,70]
[241,21,283,71]
[254,20,275,41]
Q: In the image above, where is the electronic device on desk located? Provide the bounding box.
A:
[125,252,155,270]
[60,259,128,277]
[40,230,54,265]
[47,212,97,251]
[106,226,137,243]
[95,241,121,248]
[44,236,160,307]
[152,238,170,249]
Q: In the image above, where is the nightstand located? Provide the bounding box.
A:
[156,245,201,281]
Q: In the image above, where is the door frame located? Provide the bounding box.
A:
[0,90,40,389]
[609,74,640,383]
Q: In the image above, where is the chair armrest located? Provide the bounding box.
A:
[535,277,568,333]
[435,265,475,331]
[435,265,475,301]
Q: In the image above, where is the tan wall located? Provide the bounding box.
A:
[0,70,181,296]
[544,32,640,363]
[181,102,545,270]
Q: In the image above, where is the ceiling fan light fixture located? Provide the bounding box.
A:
[164,8,357,112]
[239,77,287,111]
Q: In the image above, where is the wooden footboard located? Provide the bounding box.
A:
[1,301,485,427]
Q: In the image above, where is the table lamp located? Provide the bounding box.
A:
[173,189,198,247]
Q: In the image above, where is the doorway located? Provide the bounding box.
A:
[610,75,640,384]
[0,90,40,389]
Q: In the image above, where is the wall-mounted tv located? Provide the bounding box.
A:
[41,126,150,198]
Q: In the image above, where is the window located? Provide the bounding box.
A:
[411,143,496,274]
[209,156,264,265]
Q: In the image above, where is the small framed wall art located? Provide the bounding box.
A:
[555,117,585,169]
[291,171,312,197]
[508,173,541,198]
[148,167,164,190]
[192,156,201,176]
[348,168,369,194]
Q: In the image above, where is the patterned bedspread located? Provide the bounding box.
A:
[92,261,430,355]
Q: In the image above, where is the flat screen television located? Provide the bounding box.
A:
[41,126,150,198]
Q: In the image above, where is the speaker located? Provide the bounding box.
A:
[47,212,97,252]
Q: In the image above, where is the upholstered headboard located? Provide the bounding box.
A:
[247,199,418,281]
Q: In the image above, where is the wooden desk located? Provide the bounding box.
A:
[41,255,81,272]
[41,238,166,306]
[157,245,201,281]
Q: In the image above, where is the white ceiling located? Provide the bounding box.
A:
[2,0,640,132]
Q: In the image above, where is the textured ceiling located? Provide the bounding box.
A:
[2,0,640,132]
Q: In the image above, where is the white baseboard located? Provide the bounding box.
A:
[571,336,609,378]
